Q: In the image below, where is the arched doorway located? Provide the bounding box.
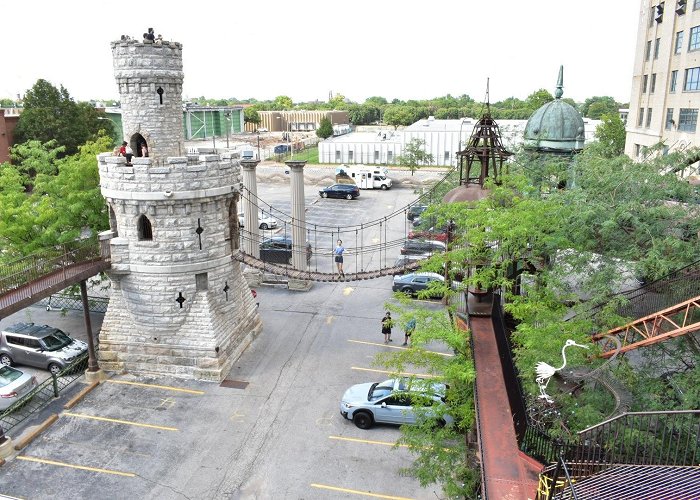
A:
[130,133,148,158]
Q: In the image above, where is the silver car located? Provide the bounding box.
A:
[0,365,37,411]
[0,323,88,376]
[340,378,449,429]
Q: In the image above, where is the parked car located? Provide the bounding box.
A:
[408,226,449,242]
[393,254,431,267]
[238,212,279,230]
[259,237,312,265]
[407,205,428,221]
[392,272,445,297]
[340,377,450,429]
[400,239,446,255]
[0,323,88,376]
[0,365,37,411]
[319,184,360,200]
[273,144,290,154]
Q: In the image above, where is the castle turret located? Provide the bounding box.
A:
[98,38,261,381]
[112,38,185,160]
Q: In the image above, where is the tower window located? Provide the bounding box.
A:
[645,40,652,61]
[671,70,678,92]
[666,108,675,130]
[689,25,700,51]
[137,214,153,241]
[646,108,653,128]
[642,74,649,93]
[684,66,700,91]
[157,86,164,104]
[654,38,661,59]
[651,74,657,93]
[638,108,645,127]
[675,31,684,54]
[679,108,698,131]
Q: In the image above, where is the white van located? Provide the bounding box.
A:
[335,164,392,190]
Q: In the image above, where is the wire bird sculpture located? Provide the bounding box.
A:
[535,339,589,403]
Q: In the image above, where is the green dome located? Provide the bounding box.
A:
[523,66,585,153]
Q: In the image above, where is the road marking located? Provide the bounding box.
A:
[16,456,136,477]
[326,315,335,325]
[158,397,176,409]
[229,410,245,422]
[0,494,25,500]
[351,367,439,379]
[63,412,178,431]
[347,339,453,357]
[310,483,414,500]
[105,379,205,395]
[329,435,408,448]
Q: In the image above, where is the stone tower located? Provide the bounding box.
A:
[96,37,261,381]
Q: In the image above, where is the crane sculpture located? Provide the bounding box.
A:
[535,339,589,403]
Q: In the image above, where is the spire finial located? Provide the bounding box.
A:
[555,65,564,99]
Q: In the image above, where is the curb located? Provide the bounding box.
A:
[64,381,100,410]
[13,414,59,451]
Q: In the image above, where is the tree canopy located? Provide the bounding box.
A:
[316,117,333,139]
[581,96,621,119]
[13,79,112,157]
[397,138,434,175]
[593,113,626,157]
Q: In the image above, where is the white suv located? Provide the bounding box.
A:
[0,323,88,376]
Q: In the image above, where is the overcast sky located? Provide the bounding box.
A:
[2,0,640,105]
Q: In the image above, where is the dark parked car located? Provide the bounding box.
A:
[319,184,360,200]
[400,239,446,255]
[407,205,427,221]
[273,144,290,154]
[392,272,445,297]
[259,237,312,265]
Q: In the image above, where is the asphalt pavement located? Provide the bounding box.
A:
[0,173,452,499]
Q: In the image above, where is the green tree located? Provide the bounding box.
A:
[0,136,110,259]
[243,107,261,127]
[14,79,110,157]
[364,96,388,106]
[593,113,626,157]
[0,98,16,107]
[374,302,479,497]
[581,96,619,119]
[316,117,333,139]
[329,93,348,109]
[272,95,293,110]
[383,105,418,129]
[347,104,380,125]
[397,138,434,174]
[525,89,555,111]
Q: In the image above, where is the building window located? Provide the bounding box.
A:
[638,107,645,127]
[645,40,652,60]
[695,0,700,9]
[671,70,678,92]
[679,108,699,131]
[444,151,450,162]
[348,150,354,161]
[643,74,649,93]
[335,150,341,161]
[689,25,700,50]
[684,67,700,90]
[646,108,653,127]
[666,108,675,129]
[675,31,684,53]
[651,73,657,93]
[137,214,153,241]
[635,144,641,158]
[387,151,393,163]
[374,150,379,162]
[654,38,661,58]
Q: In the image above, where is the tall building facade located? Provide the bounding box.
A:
[625,0,700,158]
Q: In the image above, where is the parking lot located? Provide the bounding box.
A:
[0,172,451,499]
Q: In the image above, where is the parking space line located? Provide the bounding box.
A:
[310,483,414,500]
[16,456,136,477]
[347,339,453,357]
[0,493,25,500]
[328,435,408,448]
[351,367,438,379]
[105,379,205,395]
[63,412,179,431]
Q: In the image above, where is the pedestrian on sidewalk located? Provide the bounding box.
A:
[403,318,416,346]
[382,312,393,344]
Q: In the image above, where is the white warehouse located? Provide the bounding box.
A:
[318,116,601,166]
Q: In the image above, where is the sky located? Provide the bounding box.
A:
[1,0,641,105]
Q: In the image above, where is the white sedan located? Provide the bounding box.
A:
[238,212,279,231]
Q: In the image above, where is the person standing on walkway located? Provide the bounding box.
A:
[334,239,346,279]
[382,312,393,344]
[403,318,416,346]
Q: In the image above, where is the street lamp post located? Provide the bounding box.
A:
[256,130,261,160]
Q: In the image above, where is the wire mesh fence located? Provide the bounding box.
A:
[0,353,89,433]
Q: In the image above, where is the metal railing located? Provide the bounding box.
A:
[39,293,109,314]
[0,239,102,295]
[0,353,90,433]
[537,456,579,500]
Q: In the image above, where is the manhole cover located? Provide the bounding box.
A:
[220,379,249,389]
